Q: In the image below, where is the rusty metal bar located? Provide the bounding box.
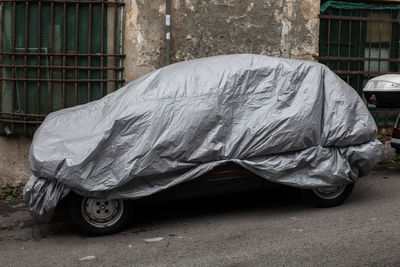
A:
[0,118,45,124]
[0,1,4,128]
[327,9,331,67]
[62,2,66,108]
[0,51,125,56]
[378,10,382,73]
[0,64,124,70]
[370,110,400,115]
[1,77,124,82]
[11,1,16,132]
[100,0,104,96]
[317,56,400,62]
[0,0,125,5]
[398,13,400,73]
[113,3,118,90]
[367,10,373,83]
[334,70,400,75]
[357,13,362,95]
[337,9,341,71]
[49,1,54,112]
[385,111,388,126]
[319,14,398,23]
[88,2,92,102]
[1,111,46,117]
[388,10,392,68]
[24,1,28,133]
[37,0,42,122]
[346,10,352,84]
[74,2,78,105]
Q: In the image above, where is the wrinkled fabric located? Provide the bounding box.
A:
[23,175,70,222]
[24,54,382,222]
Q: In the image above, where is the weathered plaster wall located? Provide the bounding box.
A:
[0,136,31,189]
[122,0,319,83]
[123,0,166,82]
[171,0,319,63]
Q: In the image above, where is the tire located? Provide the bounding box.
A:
[69,193,133,235]
[300,184,354,208]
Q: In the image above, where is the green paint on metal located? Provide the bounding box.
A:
[1,2,108,134]
[319,2,400,127]
[321,1,400,22]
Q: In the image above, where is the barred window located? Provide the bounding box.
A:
[0,0,125,135]
[318,1,400,127]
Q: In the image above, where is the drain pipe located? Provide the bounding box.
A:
[165,0,171,65]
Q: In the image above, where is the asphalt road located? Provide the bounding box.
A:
[1,166,400,266]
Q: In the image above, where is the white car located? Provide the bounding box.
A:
[363,74,400,108]
[363,74,400,154]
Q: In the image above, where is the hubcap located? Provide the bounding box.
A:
[312,185,346,200]
[81,197,124,228]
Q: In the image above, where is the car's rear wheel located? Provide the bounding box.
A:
[301,184,354,208]
[69,194,133,235]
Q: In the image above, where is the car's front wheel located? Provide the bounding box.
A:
[301,184,354,208]
[69,194,133,235]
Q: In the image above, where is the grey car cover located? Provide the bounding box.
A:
[24,54,382,222]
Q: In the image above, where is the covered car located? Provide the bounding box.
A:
[24,54,381,233]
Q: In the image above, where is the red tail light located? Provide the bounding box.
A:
[392,128,400,139]
[369,94,377,105]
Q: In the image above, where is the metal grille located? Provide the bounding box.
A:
[318,6,400,127]
[0,0,125,135]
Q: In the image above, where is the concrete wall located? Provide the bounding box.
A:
[171,0,319,63]
[123,0,320,82]
[0,136,31,189]
[0,0,320,189]
[123,0,167,82]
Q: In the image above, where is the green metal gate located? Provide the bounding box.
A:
[0,0,125,135]
[318,1,400,127]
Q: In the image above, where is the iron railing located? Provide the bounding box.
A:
[0,0,125,135]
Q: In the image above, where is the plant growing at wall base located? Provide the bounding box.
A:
[5,188,19,201]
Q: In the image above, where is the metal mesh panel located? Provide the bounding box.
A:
[0,0,125,135]
[318,6,400,127]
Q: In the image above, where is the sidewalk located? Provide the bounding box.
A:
[0,199,70,231]
[0,200,33,230]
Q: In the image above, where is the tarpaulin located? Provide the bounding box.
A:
[24,54,381,222]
